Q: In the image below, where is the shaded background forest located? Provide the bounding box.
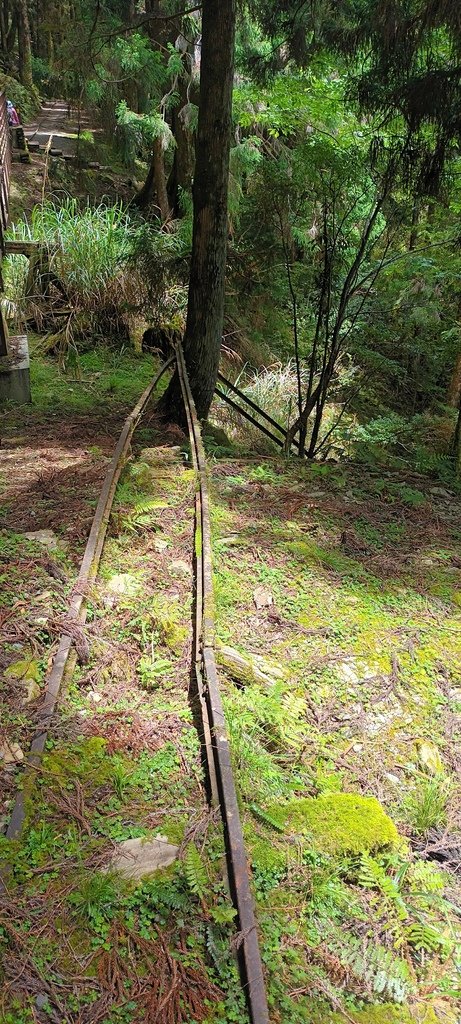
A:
[3,0,461,481]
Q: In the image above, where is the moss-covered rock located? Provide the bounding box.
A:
[264,792,400,855]
[308,1002,444,1024]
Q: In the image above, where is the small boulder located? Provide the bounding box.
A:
[104,573,142,607]
[24,529,62,551]
[0,740,24,765]
[253,586,273,610]
[264,792,400,856]
[5,659,41,704]
[108,835,178,880]
[171,559,192,577]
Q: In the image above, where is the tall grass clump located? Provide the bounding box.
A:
[401,774,453,837]
[4,198,194,362]
[212,360,309,454]
[29,198,131,302]
[3,199,134,357]
[212,360,365,458]
[2,252,29,329]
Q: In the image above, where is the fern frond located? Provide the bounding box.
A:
[249,803,285,833]
[358,853,409,921]
[321,925,414,1004]
[184,843,208,900]
[405,921,448,953]
[124,498,167,533]
[206,924,224,975]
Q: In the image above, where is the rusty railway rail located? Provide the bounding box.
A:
[2,351,269,1024]
[4,357,175,841]
[175,345,270,1024]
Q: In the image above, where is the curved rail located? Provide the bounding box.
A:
[2,350,269,1024]
[5,356,174,841]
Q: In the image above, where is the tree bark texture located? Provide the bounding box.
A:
[451,391,461,477]
[447,350,461,407]
[167,76,196,215]
[16,0,33,89]
[135,136,171,220]
[159,0,236,423]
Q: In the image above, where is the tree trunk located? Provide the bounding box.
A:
[451,393,461,477]
[447,350,461,407]
[159,0,236,423]
[135,136,171,219]
[16,0,33,90]
[167,77,197,215]
[409,201,420,250]
[0,0,7,54]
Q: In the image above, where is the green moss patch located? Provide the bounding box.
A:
[309,1002,442,1024]
[265,793,400,855]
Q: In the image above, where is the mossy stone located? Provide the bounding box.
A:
[308,1003,442,1024]
[265,792,400,855]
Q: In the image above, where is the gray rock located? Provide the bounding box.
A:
[0,740,24,764]
[24,528,61,550]
[108,835,178,880]
[171,559,192,577]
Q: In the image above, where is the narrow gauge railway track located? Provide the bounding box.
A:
[2,349,269,1024]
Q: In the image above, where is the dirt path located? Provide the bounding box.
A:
[24,99,102,155]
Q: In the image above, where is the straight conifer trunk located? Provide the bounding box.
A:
[17,0,33,90]
[159,0,236,423]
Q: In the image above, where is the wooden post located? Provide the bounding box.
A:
[0,306,9,356]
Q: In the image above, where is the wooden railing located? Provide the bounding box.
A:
[0,91,12,356]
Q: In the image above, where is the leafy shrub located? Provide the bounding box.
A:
[115,100,174,169]
[0,73,40,121]
[31,56,53,92]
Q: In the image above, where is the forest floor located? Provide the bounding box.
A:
[0,348,460,1023]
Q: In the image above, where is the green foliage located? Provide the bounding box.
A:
[249,803,285,833]
[121,498,165,534]
[405,922,450,955]
[28,198,131,300]
[0,73,39,121]
[137,649,173,688]
[401,774,453,836]
[25,346,158,415]
[68,872,118,928]
[210,902,237,925]
[123,869,190,934]
[115,101,174,169]
[184,843,208,900]
[1,1003,35,1024]
[325,929,414,1003]
[264,793,400,855]
[357,853,408,921]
